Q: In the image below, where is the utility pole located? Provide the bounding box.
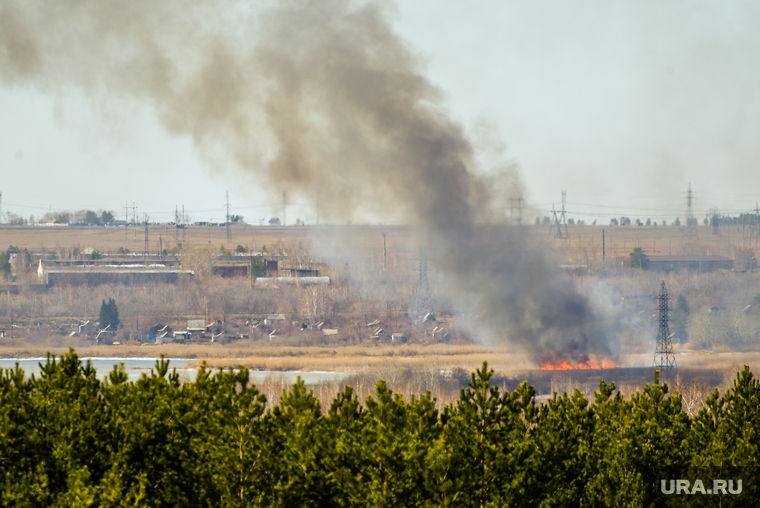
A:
[549,206,562,238]
[652,281,677,382]
[0,191,3,224]
[133,203,138,240]
[144,216,149,261]
[602,229,606,262]
[225,191,232,242]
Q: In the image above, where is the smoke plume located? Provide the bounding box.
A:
[0,0,618,363]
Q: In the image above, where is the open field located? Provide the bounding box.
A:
[3,221,756,262]
[0,223,421,261]
[1,342,758,374]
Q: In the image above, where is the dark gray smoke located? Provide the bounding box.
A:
[0,0,618,363]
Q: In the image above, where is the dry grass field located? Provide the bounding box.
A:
[2,220,760,400]
[550,223,758,265]
[3,222,754,274]
[0,223,419,261]
[2,341,758,376]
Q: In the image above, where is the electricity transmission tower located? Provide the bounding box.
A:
[685,183,697,238]
[181,206,187,241]
[653,281,677,382]
[549,191,569,239]
[174,206,179,241]
[124,203,138,240]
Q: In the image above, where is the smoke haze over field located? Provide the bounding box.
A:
[0,0,618,362]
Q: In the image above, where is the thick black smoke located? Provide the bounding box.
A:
[0,0,619,363]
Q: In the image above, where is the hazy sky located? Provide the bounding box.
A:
[2,0,760,224]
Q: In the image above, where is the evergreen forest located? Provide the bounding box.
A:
[1,350,758,507]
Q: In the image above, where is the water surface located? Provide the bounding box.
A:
[0,358,351,384]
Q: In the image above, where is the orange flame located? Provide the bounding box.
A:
[540,357,620,370]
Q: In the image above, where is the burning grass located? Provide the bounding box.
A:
[540,355,621,370]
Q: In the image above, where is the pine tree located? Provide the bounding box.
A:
[98,298,120,329]
[672,294,690,343]
[629,247,649,269]
[0,253,10,280]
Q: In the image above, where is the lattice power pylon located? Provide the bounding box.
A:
[653,281,677,382]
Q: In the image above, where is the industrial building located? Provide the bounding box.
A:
[44,268,194,287]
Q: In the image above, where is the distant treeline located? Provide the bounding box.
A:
[1,350,758,507]
[709,212,760,227]
[3,210,116,226]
